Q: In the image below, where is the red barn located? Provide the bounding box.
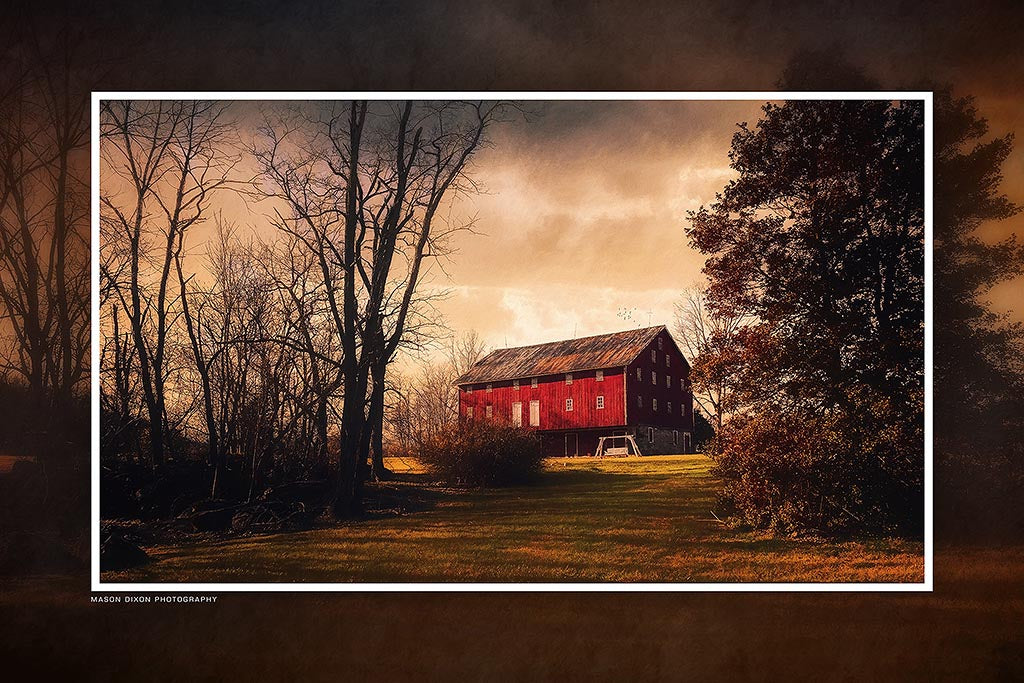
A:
[455,325,695,456]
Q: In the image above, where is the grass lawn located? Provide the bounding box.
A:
[103,454,924,583]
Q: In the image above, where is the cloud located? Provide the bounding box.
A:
[440,284,686,354]
[429,100,755,347]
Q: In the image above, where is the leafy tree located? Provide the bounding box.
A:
[932,90,1024,540]
[688,98,924,535]
[775,49,1024,539]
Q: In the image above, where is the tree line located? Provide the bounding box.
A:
[0,30,90,443]
[99,100,515,517]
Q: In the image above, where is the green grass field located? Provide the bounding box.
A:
[104,454,924,583]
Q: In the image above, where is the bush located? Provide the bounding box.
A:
[710,395,923,537]
[416,421,545,487]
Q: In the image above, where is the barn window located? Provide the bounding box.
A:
[666,375,671,388]
[529,400,540,426]
[650,349,657,362]
[466,406,474,419]
[466,385,472,394]
[513,379,520,390]
[595,369,604,382]
[531,377,538,389]
[596,395,605,409]
[648,427,654,442]
[681,403,686,416]
[637,395,642,408]
[658,338,663,350]
[565,373,573,385]
[666,355,670,367]
[635,367,641,381]
[565,398,574,412]
[486,383,492,393]
[668,401,672,414]
[653,398,658,412]
[673,430,678,445]
[486,405,493,419]
[651,370,656,384]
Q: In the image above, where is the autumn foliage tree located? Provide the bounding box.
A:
[688,99,925,535]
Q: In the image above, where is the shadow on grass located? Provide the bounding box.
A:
[101,455,923,584]
[362,477,449,519]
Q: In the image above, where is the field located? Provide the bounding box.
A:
[103,454,924,584]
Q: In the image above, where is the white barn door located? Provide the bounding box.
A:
[512,401,522,427]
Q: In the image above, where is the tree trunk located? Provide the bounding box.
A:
[333,361,367,518]
[332,101,367,519]
[176,248,220,496]
[369,364,391,480]
[316,393,329,464]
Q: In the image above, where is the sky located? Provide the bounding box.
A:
[427,100,762,352]
[139,93,1002,368]
[180,99,764,362]
[67,0,1024,340]
[74,0,1024,362]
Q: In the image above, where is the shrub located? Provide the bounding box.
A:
[416,421,544,487]
[710,394,923,537]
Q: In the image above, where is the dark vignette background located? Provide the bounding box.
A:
[3,0,1024,680]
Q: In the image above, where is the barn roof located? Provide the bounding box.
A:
[455,325,672,385]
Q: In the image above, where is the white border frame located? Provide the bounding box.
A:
[91,91,933,592]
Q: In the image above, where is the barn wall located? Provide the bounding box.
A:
[624,328,694,432]
[459,367,627,430]
[632,426,694,455]
[538,427,633,457]
[538,426,694,456]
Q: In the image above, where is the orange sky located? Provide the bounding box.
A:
[158,95,1017,366]
[180,100,765,363]
[432,100,764,352]
[78,0,1024,362]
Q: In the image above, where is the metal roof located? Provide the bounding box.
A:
[455,325,672,385]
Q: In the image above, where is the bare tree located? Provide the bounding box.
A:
[250,101,363,515]
[100,100,237,467]
[252,101,513,515]
[258,227,342,477]
[448,329,487,377]
[359,103,508,481]
[383,331,488,459]
[674,285,750,434]
[0,32,90,415]
[99,302,142,458]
